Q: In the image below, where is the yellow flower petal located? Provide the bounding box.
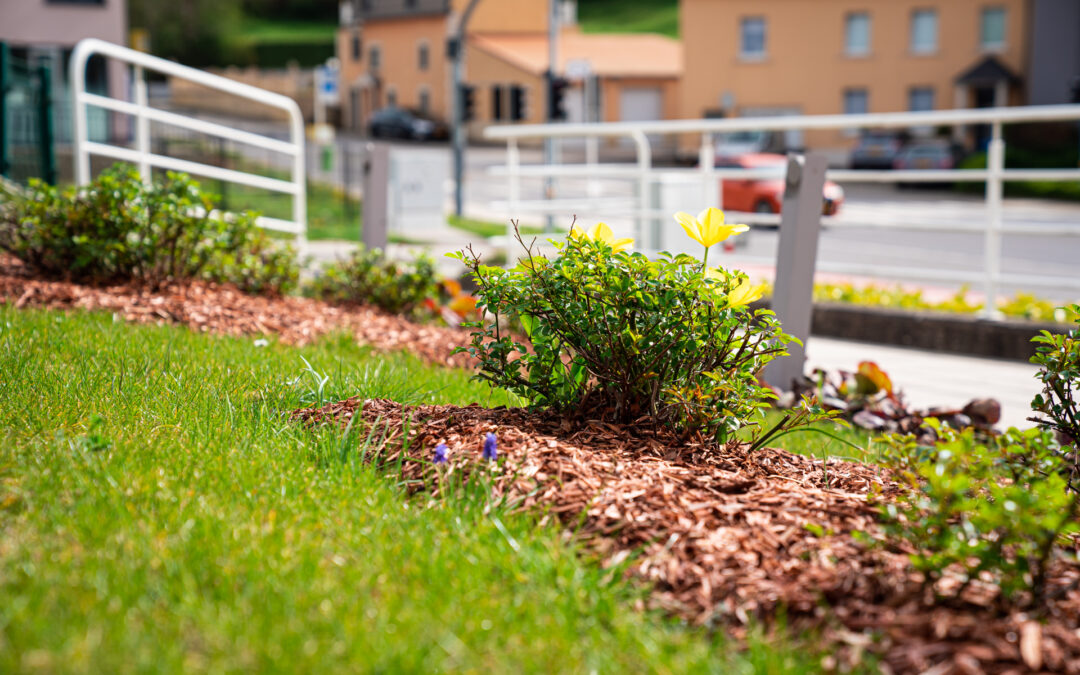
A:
[589,222,613,242]
[674,211,706,247]
[726,279,765,308]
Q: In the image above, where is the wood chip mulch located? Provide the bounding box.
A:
[0,256,473,369]
[291,398,1080,674]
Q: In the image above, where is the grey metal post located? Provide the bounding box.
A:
[362,141,389,251]
[543,0,560,232]
[450,0,482,217]
[0,43,9,179]
[36,63,56,185]
[763,152,828,391]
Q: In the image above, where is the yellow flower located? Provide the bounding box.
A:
[674,208,749,248]
[726,279,765,308]
[569,222,634,253]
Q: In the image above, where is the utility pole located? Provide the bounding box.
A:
[451,0,482,217]
[543,0,560,231]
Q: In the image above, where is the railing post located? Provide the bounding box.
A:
[36,63,56,185]
[763,152,828,391]
[982,122,1004,318]
[585,134,599,197]
[630,129,652,248]
[0,42,10,179]
[70,42,89,184]
[506,138,520,262]
[132,64,150,183]
[699,131,715,209]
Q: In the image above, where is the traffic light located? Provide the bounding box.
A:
[509,84,526,121]
[458,83,476,122]
[547,73,568,121]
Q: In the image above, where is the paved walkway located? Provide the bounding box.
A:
[806,336,1041,430]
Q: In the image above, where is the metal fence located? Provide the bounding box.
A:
[484,105,1080,309]
[0,42,56,185]
[70,38,307,242]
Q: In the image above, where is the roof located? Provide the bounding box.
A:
[955,56,1022,86]
[470,31,682,79]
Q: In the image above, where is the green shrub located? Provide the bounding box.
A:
[0,165,298,294]
[878,421,1079,607]
[312,246,440,317]
[450,214,803,443]
[1031,304,1080,459]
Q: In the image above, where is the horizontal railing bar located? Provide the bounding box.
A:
[83,141,299,194]
[486,104,1080,140]
[81,93,299,155]
[75,38,302,114]
[489,164,1006,183]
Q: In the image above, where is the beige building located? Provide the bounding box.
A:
[336,0,680,137]
[680,0,1032,152]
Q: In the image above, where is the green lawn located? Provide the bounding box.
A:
[0,306,825,673]
[577,0,679,38]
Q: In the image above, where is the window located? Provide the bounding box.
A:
[351,33,361,61]
[417,42,429,71]
[845,12,871,56]
[491,84,504,121]
[843,88,868,136]
[908,86,935,112]
[910,9,938,54]
[739,17,767,59]
[418,87,430,114]
[369,45,381,68]
[844,88,869,115]
[386,87,397,107]
[980,7,1006,50]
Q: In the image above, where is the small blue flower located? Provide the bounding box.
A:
[433,443,448,464]
[482,432,497,461]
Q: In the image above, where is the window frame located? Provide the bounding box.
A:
[980,6,1007,51]
[844,12,871,57]
[910,9,939,55]
[908,86,936,112]
[417,40,429,71]
[738,16,767,61]
[351,32,362,61]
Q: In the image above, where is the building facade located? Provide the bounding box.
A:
[336,0,681,138]
[680,0,1033,152]
[1,0,129,144]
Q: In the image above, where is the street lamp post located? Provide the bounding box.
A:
[450,0,482,217]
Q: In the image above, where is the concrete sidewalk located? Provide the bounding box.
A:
[805,336,1041,430]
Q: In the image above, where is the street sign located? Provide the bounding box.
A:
[315,63,339,105]
[565,59,592,81]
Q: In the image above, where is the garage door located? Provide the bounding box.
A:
[619,86,663,122]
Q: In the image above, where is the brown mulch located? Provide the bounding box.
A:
[0,256,473,368]
[291,398,1080,674]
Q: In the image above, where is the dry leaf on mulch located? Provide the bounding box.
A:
[291,398,1080,674]
[0,256,474,368]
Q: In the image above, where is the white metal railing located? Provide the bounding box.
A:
[484,105,1080,310]
[70,39,307,240]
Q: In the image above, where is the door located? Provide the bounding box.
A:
[619,86,664,146]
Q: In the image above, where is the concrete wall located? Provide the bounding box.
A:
[680,0,1029,151]
[1028,0,1080,105]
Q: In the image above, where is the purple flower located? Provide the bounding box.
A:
[433,443,448,464]
[482,432,497,461]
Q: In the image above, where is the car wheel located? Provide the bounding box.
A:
[753,200,775,214]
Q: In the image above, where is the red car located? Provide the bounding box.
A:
[716,153,845,216]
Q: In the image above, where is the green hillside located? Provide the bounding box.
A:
[577,0,679,38]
